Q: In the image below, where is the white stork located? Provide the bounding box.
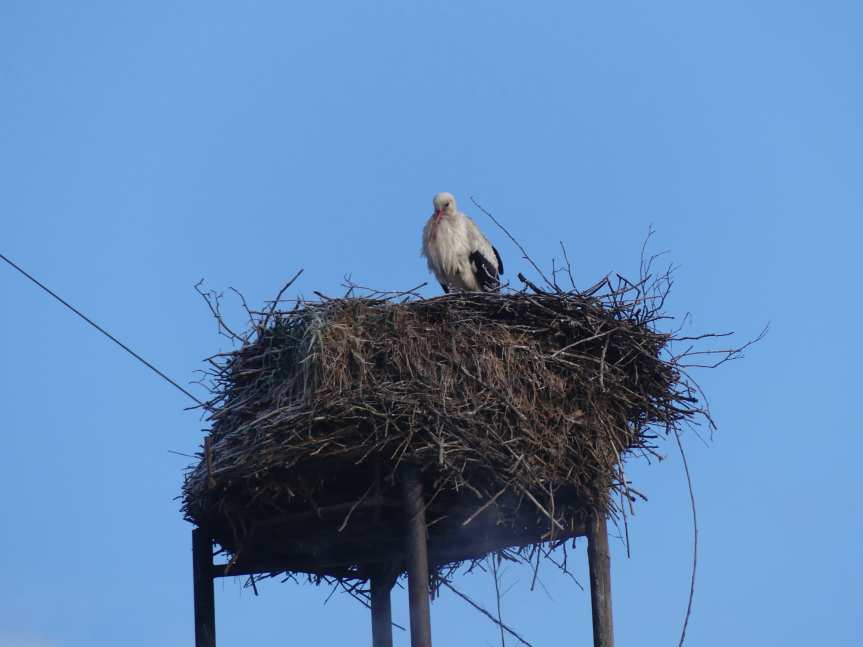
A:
[421,192,504,293]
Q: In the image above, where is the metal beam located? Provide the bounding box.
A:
[370,566,396,647]
[586,510,614,647]
[402,465,433,647]
[192,528,216,647]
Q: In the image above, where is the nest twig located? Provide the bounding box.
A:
[181,249,756,590]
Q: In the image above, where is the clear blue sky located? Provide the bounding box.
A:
[1,2,861,646]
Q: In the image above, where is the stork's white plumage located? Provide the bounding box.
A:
[421,192,504,293]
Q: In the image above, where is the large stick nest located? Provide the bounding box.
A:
[183,268,738,585]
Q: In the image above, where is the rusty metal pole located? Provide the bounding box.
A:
[192,528,216,647]
[370,567,396,647]
[586,509,614,647]
[401,464,433,647]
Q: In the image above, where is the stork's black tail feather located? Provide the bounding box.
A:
[469,250,502,292]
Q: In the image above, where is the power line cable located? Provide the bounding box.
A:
[1,252,206,408]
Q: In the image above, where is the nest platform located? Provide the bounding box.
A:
[183,288,690,584]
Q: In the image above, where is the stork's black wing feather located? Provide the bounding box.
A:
[492,246,504,274]
[469,250,501,292]
[439,282,450,294]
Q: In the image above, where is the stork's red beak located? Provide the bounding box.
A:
[433,209,444,221]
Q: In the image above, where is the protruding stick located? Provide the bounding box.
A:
[370,567,396,647]
[586,509,614,647]
[401,465,433,647]
[192,527,216,647]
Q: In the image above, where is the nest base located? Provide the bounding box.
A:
[200,463,588,581]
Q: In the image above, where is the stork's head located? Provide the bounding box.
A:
[432,192,457,220]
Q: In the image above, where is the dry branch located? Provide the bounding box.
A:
[182,260,755,592]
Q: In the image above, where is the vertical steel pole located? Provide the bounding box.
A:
[586,509,614,647]
[192,528,216,647]
[401,465,433,647]
[370,567,396,647]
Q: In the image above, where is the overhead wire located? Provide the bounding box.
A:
[0,252,207,408]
